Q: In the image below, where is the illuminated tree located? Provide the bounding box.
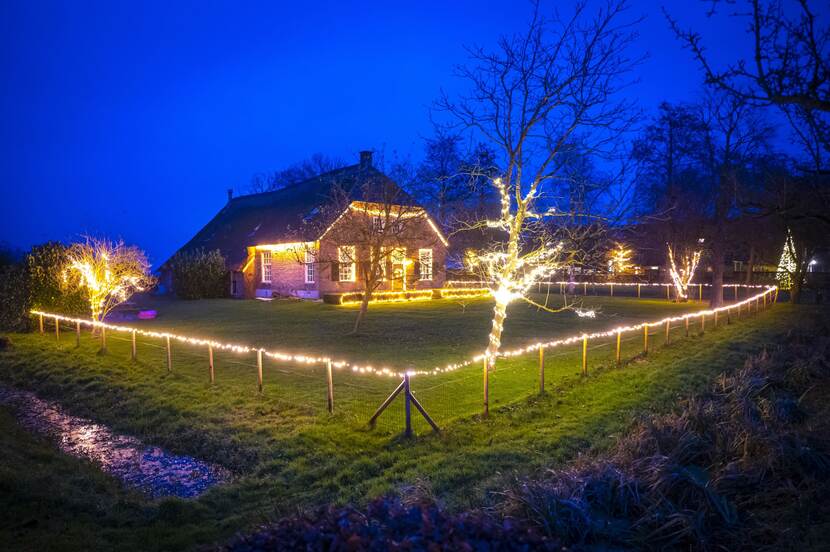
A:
[438,1,638,362]
[608,242,632,275]
[64,237,155,323]
[667,244,702,301]
[776,229,797,290]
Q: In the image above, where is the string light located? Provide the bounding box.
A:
[667,245,702,300]
[608,242,633,274]
[31,283,776,380]
[776,230,796,290]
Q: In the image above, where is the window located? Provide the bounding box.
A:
[338,245,355,282]
[305,250,315,283]
[372,215,385,233]
[419,249,433,280]
[261,251,272,283]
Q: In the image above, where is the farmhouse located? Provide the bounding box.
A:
[164,151,449,300]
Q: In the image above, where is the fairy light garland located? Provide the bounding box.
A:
[31,283,776,380]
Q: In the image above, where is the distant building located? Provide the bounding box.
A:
[162,151,448,299]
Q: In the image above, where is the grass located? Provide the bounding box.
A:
[0,291,797,551]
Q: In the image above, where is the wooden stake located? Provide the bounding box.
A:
[257,349,263,393]
[369,378,406,427]
[699,283,703,300]
[54,316,60,341]
[39,313,44,334]
[131,330,137,360]
[615,331,621,366]
[665,320,670,344]
[538,346,545,394]
[582,335,588,376]
[209,344,215,384]
[726,307,731,325]
[583,282,587,295]
[75,321,80,347]
[610,283,614,297]
[734,286,738,300]
[666,285,670,300]
[637,284,641,298]
[404,373,412,437]
[483,357,489,417]
[326,360,334,413]
[166,336,172,373]
[685,316,689,337]
[643,325,649,354]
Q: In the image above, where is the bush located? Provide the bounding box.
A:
[0,242,89,331]
[0,264,28,331]
[26,242,88,316]
[169,248,229,299]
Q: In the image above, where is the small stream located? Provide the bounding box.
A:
[0,386,230,499]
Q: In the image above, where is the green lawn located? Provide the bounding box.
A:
[0,292,797,551]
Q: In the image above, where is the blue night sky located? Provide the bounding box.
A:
[0,1,794,265]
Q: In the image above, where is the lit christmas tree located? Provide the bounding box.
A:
[776,230,796,290]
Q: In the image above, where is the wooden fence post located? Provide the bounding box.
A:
[326,360,334,413]
[131,330,137,360]
[615,331,621,366]
[75,321,80,347]
[39,313,44,334]
[209,344,215,384]
[538,346,545,394]
[665,320,670,344]
[582,335,588,376]
[54,316,60,341]
[699,284,703,300]
[643,325,649,354]
[166,336,172,373]
[257,349,263,393]
[685,317,689,337]
[482,357,489,417]
[610,283,614,297]
[404,373,412,438]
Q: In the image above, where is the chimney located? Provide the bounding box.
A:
[359,150,373,169]
[227,188,234,202]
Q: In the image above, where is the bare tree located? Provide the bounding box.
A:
[247,153,346,194]
[437,1,640,361]
[64,236,155,324]
[300,175,443,334]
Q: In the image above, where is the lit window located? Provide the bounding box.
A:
[338,245,355,282]
[261,251,272,283]
[372,216,385,233]
[419,249,433,280]
[305,250,315,283]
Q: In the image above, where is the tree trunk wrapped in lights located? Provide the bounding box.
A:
[64,237,155,323]
[667,245,701,301]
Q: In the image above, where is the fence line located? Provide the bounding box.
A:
[30,282,778,436]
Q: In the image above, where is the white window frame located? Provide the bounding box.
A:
[261,251,272,283]
[372,215,385,234]
[418,248,433,281]
[305,250,315,284]
[338,245,356,282]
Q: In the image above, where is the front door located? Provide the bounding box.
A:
[390,248,406,291]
